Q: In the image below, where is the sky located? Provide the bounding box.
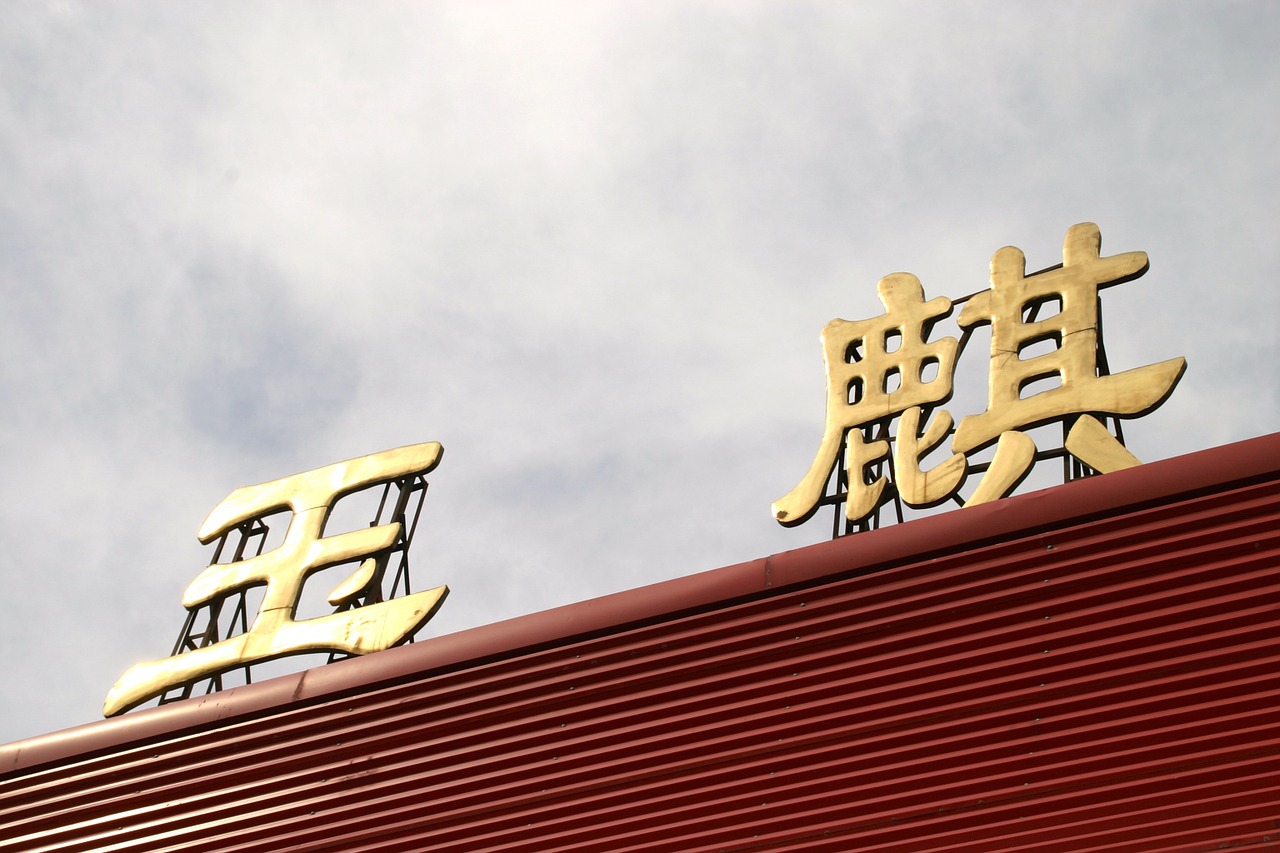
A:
[1,1,1276,745]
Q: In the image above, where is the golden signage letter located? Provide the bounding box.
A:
[773,273,964,527]
[104,442,449,717]
[955,223,1186,502]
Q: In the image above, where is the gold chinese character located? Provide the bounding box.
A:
[773,273,966,527]
[104,442,449,717]
[954,222,1186,503]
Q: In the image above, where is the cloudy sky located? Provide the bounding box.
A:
[2,2,1276,744]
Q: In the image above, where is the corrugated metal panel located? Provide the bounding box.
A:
[3,440,1279,851]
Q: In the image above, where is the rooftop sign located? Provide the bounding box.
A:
[104,442,448,717]
[775,222,1186,533]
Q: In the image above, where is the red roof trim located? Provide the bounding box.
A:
[4,432,1277,777]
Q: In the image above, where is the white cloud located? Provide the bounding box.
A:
[0,1,1275,743]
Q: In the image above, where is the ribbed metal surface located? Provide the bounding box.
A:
[3,471,1278,851]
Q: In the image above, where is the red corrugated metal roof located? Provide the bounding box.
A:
[3,433,1279,851]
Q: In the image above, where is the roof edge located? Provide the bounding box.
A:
[4,432,1277,777]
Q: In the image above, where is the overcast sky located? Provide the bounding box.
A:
[2,2,1276,744]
